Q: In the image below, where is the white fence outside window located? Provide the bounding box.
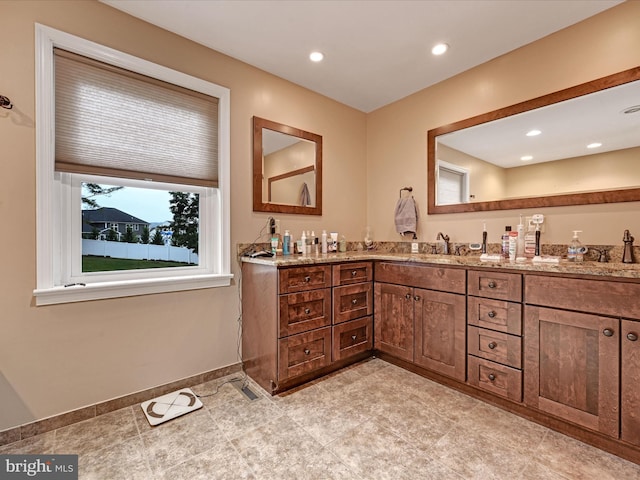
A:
[82,239,198,264]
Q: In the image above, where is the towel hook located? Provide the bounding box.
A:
[399,186,413,198]
[0,95,13,110]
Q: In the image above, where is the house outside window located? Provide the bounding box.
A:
[34,25,231,305]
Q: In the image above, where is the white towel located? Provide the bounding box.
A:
[299,182,311,206]
[394,197,418,236]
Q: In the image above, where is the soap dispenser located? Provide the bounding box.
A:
[567,230,584,263]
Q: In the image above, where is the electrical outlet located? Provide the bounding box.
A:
[411,242,419,253]
[274,219,280,235]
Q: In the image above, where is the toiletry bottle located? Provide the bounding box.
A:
[321,230,328,254]
[311,230,318,255]
[282,230,290,255]
[339,235,347,252]
[568,230,584,262]
[508,230,518,262]
[516,215,525,258]
[305,230,311,254]
[524,223,536,258]
[502,226,512,258]
[270,236,278,255]
[300,231,306,255]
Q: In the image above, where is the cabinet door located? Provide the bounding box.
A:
[414,289,466,381]
[622,320,640,446]
[374,283,414,362]
[524,306,619,438]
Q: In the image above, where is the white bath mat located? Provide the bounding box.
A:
[141,388,203,426]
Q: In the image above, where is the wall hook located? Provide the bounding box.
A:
[1,95,13,110]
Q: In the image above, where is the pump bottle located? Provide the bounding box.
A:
[568,230,584,262]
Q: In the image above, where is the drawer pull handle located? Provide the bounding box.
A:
[352,299,358,305]
[304,308,311,314]
[627,332,638,342]
[351,270,357,276]
[603,328,614,337]
[488,373,496,381]
[405,293,412,300]
[414,295,421,302]
[488,281,497,289]
[488,342,497,350]
[304,276,311,282]
[304,348,310,355]
[351,335,357,341]
[487,311,496,318]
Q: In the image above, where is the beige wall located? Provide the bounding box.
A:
[0,1,366,430]
[367,1,640,246]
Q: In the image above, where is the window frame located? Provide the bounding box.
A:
[34,24,232,306]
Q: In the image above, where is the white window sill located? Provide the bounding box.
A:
[33,274,233,306]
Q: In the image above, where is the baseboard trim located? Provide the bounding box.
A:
[0,362,241,447]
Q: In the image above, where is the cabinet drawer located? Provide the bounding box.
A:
[332,262,373,286]
[333,282,373,324]
[279,265,332,294]
[468,270,522,301]
[375,262,465,294]
[278,327,331,381]
[468,326,522,368]
[468,356,522,402]
[279,289,331,337]
[467,296,522,335]
[332,316,373,362]
[525,275,640,319]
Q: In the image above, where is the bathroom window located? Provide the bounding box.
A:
[437,160,469,205]
[34,25,231,305]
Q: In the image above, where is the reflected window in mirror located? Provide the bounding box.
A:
[427,66,640,214]
[253,116,322,215]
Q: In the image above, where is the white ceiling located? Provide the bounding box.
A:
[100,0,622,113]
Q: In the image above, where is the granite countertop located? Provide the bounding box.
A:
[240,251,640,280]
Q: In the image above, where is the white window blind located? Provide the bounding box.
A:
[54,48,219,187]
[437,166,465,205]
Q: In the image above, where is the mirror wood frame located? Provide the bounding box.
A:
[427,66,640,214]
[253,116,323,215]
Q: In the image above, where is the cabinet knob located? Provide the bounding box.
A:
[488,342,497,350]
[304,276,311,282]
[488,374,496,381]
[405,293,412,300]
[304,348,310,355]
[351,270,357,276]
[603,328,614,337]
[627,332,638,342]
[352,299,358,305]
[414,295,421,302]
[351,334,357,341]
[487,311,496,318]
[488,281,497,289]
[304,308,311,314]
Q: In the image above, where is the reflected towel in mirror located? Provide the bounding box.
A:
[300,182,311,206]
[395,197,418,237]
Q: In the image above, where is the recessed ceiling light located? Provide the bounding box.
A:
[622,105,640,114]
[309,51,324,62]
[431,43,449,56]
[526,129,541,137]
[521,155,533,161]
[587,142,602,149]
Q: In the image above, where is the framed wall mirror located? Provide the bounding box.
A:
[428,66,640,214]
[253,116,322,215]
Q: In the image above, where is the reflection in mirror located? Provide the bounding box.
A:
[428,66,640,214]
[253,117,322,215]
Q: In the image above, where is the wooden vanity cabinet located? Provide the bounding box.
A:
[524,275,640,444]
[242,261,372,394]
[467,270,523,401]
[374,262,466,381]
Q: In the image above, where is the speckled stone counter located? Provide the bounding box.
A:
[240,249,640,280]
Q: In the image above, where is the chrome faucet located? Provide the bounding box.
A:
[436,232,450,255]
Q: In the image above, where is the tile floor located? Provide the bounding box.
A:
[1,358,639,479]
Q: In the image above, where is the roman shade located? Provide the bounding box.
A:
[54,48,219,187]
